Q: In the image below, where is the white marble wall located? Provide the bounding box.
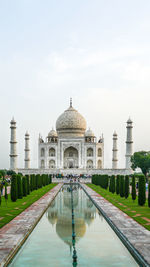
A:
[39,137,104,170]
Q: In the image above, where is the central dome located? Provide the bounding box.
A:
[56,100,86,137]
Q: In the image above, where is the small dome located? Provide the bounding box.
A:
[10,117,16,124]
[127,117,133,123]
[25,131,29,136]
[113,131,117,136]
[48,129,58,137]
[56,100,86,137]
[85,128,95,137]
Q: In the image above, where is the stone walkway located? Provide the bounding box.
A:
[82,184,150,267]
[0,183,62,267]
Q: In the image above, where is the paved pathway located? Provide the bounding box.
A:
[0,183,63,267]
[82,184,150,267]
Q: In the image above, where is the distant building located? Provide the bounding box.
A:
[9,99,133,175]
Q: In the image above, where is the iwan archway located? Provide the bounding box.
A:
[64,146,78,168]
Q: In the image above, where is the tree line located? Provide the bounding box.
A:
[11,173,52,202]
[92,174,150,207]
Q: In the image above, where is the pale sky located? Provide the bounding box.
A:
[0,0,150,169]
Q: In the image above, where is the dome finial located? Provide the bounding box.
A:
[70,97,72,107]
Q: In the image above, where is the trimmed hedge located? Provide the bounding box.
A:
[11,174,18,202]
[17,174,23,199]
[92,174,109,189]
[10,173,52,203]
[22,176,27,197]
[148,180,150,208]
[138,175,146,206]
[116,175,120,195]
[132,175,136,201]
[119,175,125,198]
[125,175,129,199]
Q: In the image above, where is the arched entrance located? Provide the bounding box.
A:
[64,146,78,168]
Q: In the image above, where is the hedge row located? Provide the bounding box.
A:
[92,174,109,189]
[92,174,148,206]
[11,174,51,202]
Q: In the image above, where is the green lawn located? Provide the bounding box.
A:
[0,184,57,229]
[88,184,150,231]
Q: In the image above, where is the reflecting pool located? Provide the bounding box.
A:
[9,185,138,266]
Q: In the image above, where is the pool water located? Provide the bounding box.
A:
[9,185,138,267]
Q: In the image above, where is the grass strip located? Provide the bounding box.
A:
[0,184,57,228]
[87,184,150,231]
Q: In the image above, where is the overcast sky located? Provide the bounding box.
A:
[0,0,150,169]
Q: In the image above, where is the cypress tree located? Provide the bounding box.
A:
[132,175,136,201]
[25,175,30,194]
[148,180,150,208]
[34,174,36,190]
[37,175,42,188]
[35,175,38,190]
[4,181,8,203]
[125,175,129,199]
[30,175,33,191]
[109,176,112,192]
[112,175,116,193]
[42,174,45,186]
[120,175,125,197]
[116,175,120,194]
[17,174,23,199]
[22,176,27,197]
[49,174,51,184]
[46,174,48,185]
[11,174,18,202]
[138,175,146,206]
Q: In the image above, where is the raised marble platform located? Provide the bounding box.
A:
[16,168,132,176]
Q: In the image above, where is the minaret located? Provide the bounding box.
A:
[10,118,17,170]
[112,131,118,169]
[24,132,30,169]
[70,97,72,107]
[125,118,133,169]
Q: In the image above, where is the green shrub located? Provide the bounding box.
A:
[109,176,112,192]
[111,175,116,193]
[22,176,27,197]
[37,175,42,188]
[4,181,8,202]
[120,175,125,198]
[125,175,129,199]
[25,175,30,194]
[11,174,18,202]
[132,175,136,201]
[138,175,146,206]
[17,174,23,199]
[148,180,150,208]
[30,175,33,191]
[116,175,120,194]
[48,174,52,184]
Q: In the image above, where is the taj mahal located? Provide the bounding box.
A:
[9,99,133,175]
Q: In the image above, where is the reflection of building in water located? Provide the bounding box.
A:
[46,185,96,247]
[84,198,96,226]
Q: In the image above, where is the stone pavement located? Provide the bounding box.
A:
[82,184,150,267]
[0,183,63,267]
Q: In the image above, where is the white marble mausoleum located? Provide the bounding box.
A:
[9,98,133,175]
[38,99,104,170]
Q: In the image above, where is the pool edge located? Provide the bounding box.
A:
[81,183,150,267]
